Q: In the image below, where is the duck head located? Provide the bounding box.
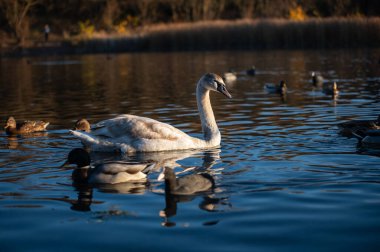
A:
[162,167,178,193]
[280,80,287,94]
[73,118,91,132]
[62,148,91,168]
[4,116,16,129]
[200,73,232,98]
[333,82,338,91]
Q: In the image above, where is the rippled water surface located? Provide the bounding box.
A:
[1,49,380,251]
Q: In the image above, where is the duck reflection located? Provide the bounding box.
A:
[5,132,49,150]
[62,148,221,212]
[61,148,154,211]
[70,184,93,212]
[160,193,230,227]
[158,150,230,227]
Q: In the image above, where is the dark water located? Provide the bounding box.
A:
[1,49,380,251]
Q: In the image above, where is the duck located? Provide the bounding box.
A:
[162,167,215,195]
[246,66,256,76]
[73,118,91,132]
[323,82,339,97]
[264,80,287,95]
[62,148,154,184]
[70,73,232,153]
[360,130,380,149]
[4,116,49,135]
[311,72,324,87]
[223,70,237,83]
[338,115,380,137]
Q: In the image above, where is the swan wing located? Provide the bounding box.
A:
[90,114,187,141]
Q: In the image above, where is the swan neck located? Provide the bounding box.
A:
[196,84,220,142]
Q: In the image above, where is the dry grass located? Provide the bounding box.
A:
[77,17,379,53]
[140,17,380,51]
[3,17,379,55]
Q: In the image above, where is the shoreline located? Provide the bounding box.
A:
[1,18,379,57]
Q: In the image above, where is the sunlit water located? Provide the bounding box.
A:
[1,49,380,251]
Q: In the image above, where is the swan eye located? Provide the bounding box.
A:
[215,81,223,89]
[216,81,226,92]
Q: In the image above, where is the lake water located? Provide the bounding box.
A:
[1,49,380,251]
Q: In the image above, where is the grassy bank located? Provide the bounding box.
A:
[2,17,379,56]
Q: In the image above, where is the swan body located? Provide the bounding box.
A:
[4,116,49,135]
[163,167,215,195]
[63,148,152,184]
[71,73,231,153]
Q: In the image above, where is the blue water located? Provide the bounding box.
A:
[0,49,380,251]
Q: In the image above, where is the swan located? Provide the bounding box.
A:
[4,116,49,135]
[62,148,154,184]
[71,73,232,153]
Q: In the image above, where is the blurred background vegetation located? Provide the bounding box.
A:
[0,0,379,51]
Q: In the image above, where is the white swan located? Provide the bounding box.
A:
[71,73,232,153]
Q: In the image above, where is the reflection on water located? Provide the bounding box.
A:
[0,49,380,251]
[157,150,228,227]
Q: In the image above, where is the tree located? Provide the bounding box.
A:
[102,0,119,31]
[0,0,40,45]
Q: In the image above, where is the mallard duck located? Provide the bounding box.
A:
[73,118,91,132]
[70,73,232,153]
[4,116,49,135]
[223,71,237,82]
[323,82,339,97]
[264,80,287,95]
[62,148,154,184]
[246,66,256,76]
[361,130,380,149]
[311,72,324,87]
[338,115,380,137]
[162,167,215,195]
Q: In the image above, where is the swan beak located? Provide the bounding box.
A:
[217,85,232,98]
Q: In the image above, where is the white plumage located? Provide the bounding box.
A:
[71,73,232,153]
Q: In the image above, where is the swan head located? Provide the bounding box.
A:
[200,73,232,98]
